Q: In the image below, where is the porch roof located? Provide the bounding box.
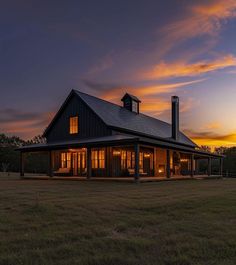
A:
[16,134,222,158]
[138,136,222,158]
[16,135,139,152]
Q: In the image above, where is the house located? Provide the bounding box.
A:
[18,89,223,181]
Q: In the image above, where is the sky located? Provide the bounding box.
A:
[0,0,236,148]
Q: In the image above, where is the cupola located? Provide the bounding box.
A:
[121,93,141,114]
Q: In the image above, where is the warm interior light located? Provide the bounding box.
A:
[113,150,121,156]
[144,153,151,158]
[180,159,188,162]
[158,165,165,173]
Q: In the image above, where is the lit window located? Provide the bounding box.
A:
[92,149,105,169]
[132,101,138,113]
[121,150,135,170]
[61,152,71,168]
[69,116,78,134]
[139,152,143,169]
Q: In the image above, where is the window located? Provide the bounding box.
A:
[121,150,135,169]
[92,149,105,169]
[69,116,78,134]
[139,152,143,169]
[132,101,138,113]
[61,152,71,168]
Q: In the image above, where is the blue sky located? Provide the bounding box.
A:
[1,0,236,147]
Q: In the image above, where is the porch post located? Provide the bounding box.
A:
[166,150,170,178]
[190,154,194,177]
[87,147,92,180]
[20,152,25,177]
[207,157,212,176]
[219,158,223,177]
[49,150,54,177]
[134,143,140,182]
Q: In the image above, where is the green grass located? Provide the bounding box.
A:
[0,174,236,265]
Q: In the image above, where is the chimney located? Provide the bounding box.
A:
[171,96,179,140]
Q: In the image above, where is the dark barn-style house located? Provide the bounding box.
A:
[18,90,223,181]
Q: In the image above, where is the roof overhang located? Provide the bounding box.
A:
[16,134,222,158]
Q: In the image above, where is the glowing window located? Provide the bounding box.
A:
[92,149,105,169]
[69,116,78,134]
[61,152,71,168]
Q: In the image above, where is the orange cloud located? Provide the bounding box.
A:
[161,0,236,44]
[0,110,53,140]
[184,129,236,147]
[100,79,205,102]
[141,55,236,80]
[151,0,236,61]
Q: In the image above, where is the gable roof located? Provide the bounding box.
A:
[74,90,197,148]
[43,89,197,148]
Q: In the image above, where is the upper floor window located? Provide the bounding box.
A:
[69,116,78,134]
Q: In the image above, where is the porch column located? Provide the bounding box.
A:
[195,159,198,175]
[207,157,212,176]
[219,158,223,177]
[20,152,25,177]
[48,150,54,177]
[190,154,194,177]
[87,147,92,180]
[134,143,140,182]
[166,150,171,178]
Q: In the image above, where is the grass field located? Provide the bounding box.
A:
[0,173,236,265]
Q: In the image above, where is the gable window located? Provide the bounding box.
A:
[92,149,105,169]
[69,116,78,134]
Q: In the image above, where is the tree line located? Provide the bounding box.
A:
[0,134,49,174]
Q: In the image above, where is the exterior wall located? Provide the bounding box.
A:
[154,148,167,177]
[46,94,112,143]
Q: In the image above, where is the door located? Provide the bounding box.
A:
[77,151,87,176]
[72,153,78,176]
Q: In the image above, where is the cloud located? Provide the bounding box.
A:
[141,55,236,80]
[183,129,236,147]
[83,78,204,117]
[159,0,236,51]
[0,108,53,140]
[203,122,221,130]
[86,52,115,76]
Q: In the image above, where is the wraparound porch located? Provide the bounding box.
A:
[18,135,223,182]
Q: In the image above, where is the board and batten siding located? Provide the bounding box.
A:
[46,94,112,143]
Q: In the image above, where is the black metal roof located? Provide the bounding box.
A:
[74,90,197,148]
[17,135,138,152]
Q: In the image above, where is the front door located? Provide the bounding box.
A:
[77,151,86,176]
[72,153,78,176]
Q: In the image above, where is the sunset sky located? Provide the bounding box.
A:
[1,0,236,148]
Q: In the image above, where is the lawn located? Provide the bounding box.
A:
[0,173,236,265]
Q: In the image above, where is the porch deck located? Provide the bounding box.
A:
[21,174,223,182]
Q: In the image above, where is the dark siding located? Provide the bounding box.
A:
[46,94,112,143]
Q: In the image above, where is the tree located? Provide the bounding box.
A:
[199,145,211,153]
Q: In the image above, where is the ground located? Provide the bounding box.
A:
[0,173,236,265]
